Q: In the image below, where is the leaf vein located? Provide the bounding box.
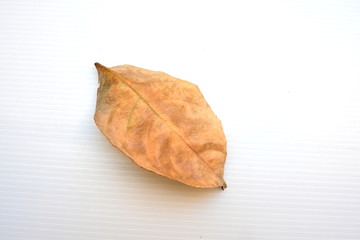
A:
[125,97,141,134]
[98,64,217,175]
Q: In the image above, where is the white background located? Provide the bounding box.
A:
[1,0,360,239]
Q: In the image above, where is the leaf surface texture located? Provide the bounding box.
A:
[94,63,227,188]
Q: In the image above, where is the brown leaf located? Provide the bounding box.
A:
[94,63,227,189]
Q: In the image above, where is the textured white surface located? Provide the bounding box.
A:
[1,0,360,239]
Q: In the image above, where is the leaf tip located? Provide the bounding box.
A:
[94,62,103,69]
[221,181,227,190]
[94,62,111,76]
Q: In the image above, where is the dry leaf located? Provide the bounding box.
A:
[94,63,227,189]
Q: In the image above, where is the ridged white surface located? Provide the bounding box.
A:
[1,1,360,239]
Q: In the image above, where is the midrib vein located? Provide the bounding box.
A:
[96,63,218,177]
